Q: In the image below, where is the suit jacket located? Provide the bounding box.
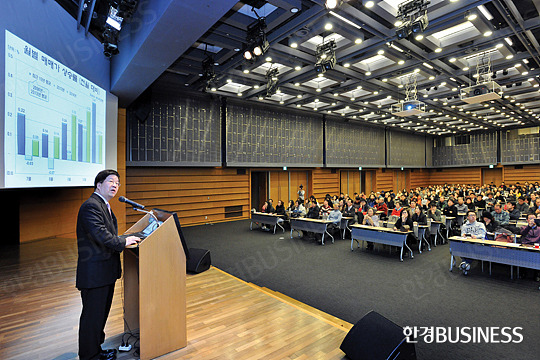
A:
[76,193,125,289]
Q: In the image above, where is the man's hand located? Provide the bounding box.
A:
[125,236,141,246]
[528,218,536,227]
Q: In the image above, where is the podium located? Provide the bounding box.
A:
[123,209,187,359]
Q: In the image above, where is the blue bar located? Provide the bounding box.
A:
[92,102,96,163]
[42,133,48,158]
[78,123,83,162]
[17,113,25,155]
[62,122,67,160]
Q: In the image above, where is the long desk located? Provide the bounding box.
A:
[350,224,413,261]
[340,216,354,239]
[429,221,443,246]
[415,224,431,254]
[290,218,335,245]
[448,236,540,278]
[250,212,285,234]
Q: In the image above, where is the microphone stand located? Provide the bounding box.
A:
[133,207,160,226]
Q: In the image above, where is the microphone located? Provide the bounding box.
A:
[118,196,145,210]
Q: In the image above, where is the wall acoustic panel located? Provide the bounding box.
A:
[226,100,323,167]
[387,130,426,167]
[432,132,497,167]
[127,91,221,166]
[326,120,385,167]
[501,129,540,164]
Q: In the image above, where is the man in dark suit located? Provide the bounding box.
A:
[76,169,140,360]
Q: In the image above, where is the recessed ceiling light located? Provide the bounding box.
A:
[316,88,321,92]
[467,13,477,21]
[365,1,375,8]
[429,75,435,80]
[290,7,299,13]
[398,60,405,65]
[344,63,351,68]
[254,84,260,89]
[290,42,298,48]
[382,78,388,82]
[265,56,272,62]
[506,54,514,59]
[483,31,493,37]
[449,57,457,62]
[415,34,424,41]
[377,49,384,55]
[325,23,333,31]
[355,38,363,44]
[495,43,504,49]
[294,65,301,71]
[294,82,300,86]
[365,71,372,76]
[243,69,249,74]
[435,48,442,53]
[394,20,403,27]
[463,66,470,71]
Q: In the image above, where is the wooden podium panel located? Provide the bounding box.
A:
[123,212,187,359]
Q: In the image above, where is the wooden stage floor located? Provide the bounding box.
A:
[0,238,350,359]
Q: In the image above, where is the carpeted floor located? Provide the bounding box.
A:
[181,219,540,360]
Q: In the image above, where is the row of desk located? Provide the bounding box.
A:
[448,236,540,279]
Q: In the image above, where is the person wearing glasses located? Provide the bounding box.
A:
[76,170,140,360]
[458,210,487,275]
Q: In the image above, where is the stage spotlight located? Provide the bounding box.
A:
[265,67,279,97]
[325,0,343,9]
[102,27,119,57]
[243,16,269,61]
[396,22,410,39]
[314,40,337,74]
[411,11,428,33]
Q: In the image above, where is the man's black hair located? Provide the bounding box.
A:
[94,169,120,189]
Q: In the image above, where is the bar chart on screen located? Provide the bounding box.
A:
[4,30,106,188]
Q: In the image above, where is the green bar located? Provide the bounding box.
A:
[98,135,103,164]
[32,140,39,156]
[71,115,77,161]
[54,136,60,159]
[86,111,91,162]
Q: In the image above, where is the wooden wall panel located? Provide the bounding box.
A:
[312,169,339,201]
[19,109,127,242]
[503,165,540,184]
[350,171,361,195]
[125,167,250,228]
[364,170,375,194]
[428,167,482,186]
[340,171,348,195]
[482,168,503,186]
[375,169,394,193]
[410,169,430,189]
[269,171,289,203]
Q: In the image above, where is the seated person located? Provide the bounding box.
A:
[327,203,343,237]
[506,201,521,221]
[342,199,356,223]
[516,196,529,214]
[306,201,320,219]
[411,206,427,225]
[265,199,275,214]
[375,197,388,217]
[455,197,468,213]
[491,204,510,226]
[481,211,500,234]
[427,202,442,222]
[474,194,486,209]
[362,207,380,250]
[287,200,295,212]
[394,209,413,232]
[391,201,403,216]
[443,198,458,218]
[291,200,306,218]
[319,200,332,218]
[519,213,540,245]
[358,198,369,215]
[459,210,487,275]
[275,200,286,216]
[465,197,475,211]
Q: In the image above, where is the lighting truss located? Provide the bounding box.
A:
[315,40,337,74]
[395,0,430,39]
